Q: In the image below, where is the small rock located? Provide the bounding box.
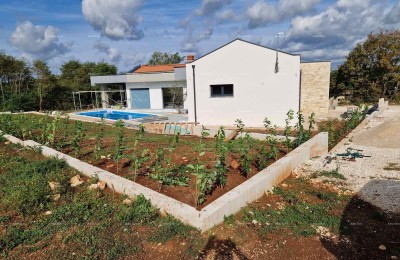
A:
[106,164,114,169]
[182,157,187,160]
[48,181,61,191]
[70,175,84,187]
[252,220,258,225]
[122,198,133,205]
[391,256,398,260]
[100,155,106,159]
[89,183,98,190]
[379,245,386,251]
[97,181,107,190]
[44,211,52,216]
[230,160,240,169]
[4,141,10,145]
[281,183,288,188]
[53,193,61,201]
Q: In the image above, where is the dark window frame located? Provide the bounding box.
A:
[210,84,234,97]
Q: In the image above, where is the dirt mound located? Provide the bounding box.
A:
[353,120,400,148]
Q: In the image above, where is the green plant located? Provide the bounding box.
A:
[71,120,83,158]
[116,195,159,224]
[148,216,193,243]
[188,163,216,205]
[93,118,105,161]
[284,109,294,153]
[60,115,70,148]
[129,140,150,182]
[213,127,228,187]
[114,119,125,173]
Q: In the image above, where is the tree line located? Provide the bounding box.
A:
[330,30,400,104]
[0,51,184,112]
[0,52,117,112]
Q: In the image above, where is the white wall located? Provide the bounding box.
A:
[126,81,186,109]
[186,40,301,127]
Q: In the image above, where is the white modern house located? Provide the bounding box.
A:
[90,39,330,127]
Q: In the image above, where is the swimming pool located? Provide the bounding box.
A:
[77,110,154,121]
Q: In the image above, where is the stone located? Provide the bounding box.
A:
[100,155,106,159]
[230,160,240,169]
[44,211,52,215]
[48,181,61,191]
[106,164,114,169]
[122,198,133,205]
[97,181,107,190]
[379,245,386,251]
[4,141,10,145]
[391,256,398,260]
[281,183,288,188]
[53,193,61,201]
[70,175,83,187]
[252,219,258,225]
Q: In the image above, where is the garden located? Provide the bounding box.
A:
[0,107,368,208]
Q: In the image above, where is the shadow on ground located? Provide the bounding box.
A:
[197,236,249,260]
[322,180,400,259]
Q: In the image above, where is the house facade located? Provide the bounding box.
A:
[90,39,330,127]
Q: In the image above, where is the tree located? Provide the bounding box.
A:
[32,60,56,111]
[332,30,400,103]
[148,52,183,65]
[168,86,186,113]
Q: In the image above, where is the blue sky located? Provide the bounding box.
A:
[1,0,399,73]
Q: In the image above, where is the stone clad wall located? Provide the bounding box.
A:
[300,62,331,116]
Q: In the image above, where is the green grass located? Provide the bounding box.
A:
[243,178,350,238]
[312,169,346,180]
[0,142,199,258]
[148,216,195,243]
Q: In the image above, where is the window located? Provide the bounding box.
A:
[210,84,234,97]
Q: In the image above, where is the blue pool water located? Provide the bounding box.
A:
[78,110,154,120]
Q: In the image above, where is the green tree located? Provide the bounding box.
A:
[148,52,183,65]
[332,30,400,103]
[32,60,56,111]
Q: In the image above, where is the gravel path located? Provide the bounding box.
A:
[294,106,400,213]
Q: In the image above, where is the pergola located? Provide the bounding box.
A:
[72,89,126,111]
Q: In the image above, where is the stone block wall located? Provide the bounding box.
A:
[300,62,331,116]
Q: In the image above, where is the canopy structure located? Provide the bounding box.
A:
[72,89,126,111]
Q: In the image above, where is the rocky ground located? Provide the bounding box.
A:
[294,106,400,214]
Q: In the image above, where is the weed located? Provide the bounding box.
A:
[148,216,194,243]
[313,169,346,180]
[116,194,159,224]
[384,163,400,171]
[223,214,235,227]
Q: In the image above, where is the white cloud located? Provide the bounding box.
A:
[196,0,232,16]
[384,1,400,24]
[282,0,391,64]
[10,21,71,60]
[93,41,121,63]
[82,0,144,40]
[247,0,320,28]
[123,52,146,69]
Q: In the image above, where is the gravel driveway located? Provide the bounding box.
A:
[294,106,400,213]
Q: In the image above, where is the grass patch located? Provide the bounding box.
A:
[116,195,159,225]
[384,163,400,171]
[312,169,346,180]
[148,216,195,243]
[244,178,349,238]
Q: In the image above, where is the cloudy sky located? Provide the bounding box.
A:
[1,0,399,73]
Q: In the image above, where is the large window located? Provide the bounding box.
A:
[210,84,234,97]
